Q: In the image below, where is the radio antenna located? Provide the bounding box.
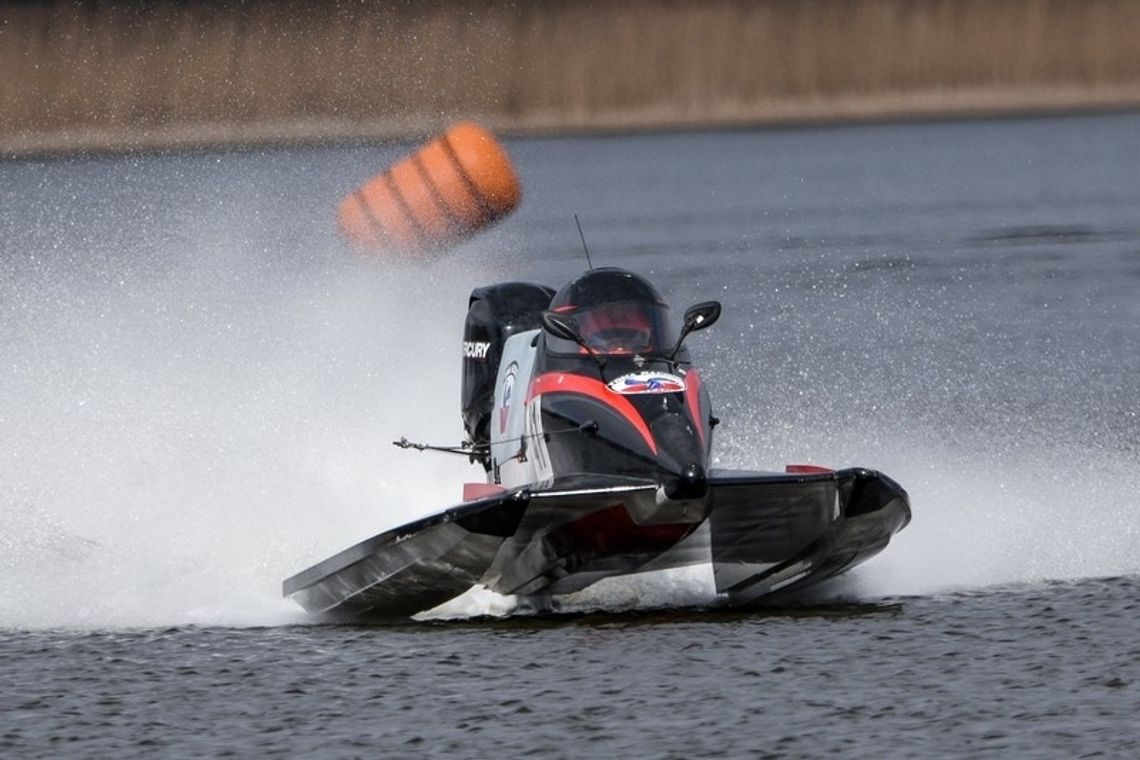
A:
[574,214,594,270]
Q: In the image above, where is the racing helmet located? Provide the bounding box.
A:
[547,268,677,355]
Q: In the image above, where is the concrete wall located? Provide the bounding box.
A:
[3,0,1140,154]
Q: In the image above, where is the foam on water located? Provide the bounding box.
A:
[6,232,1137,628]
[849,435,1140,597]
[1,221,498,629]
[707,368,1140,601]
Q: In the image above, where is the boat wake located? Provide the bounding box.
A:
[4,241,1137,630]
[1,235,482,629]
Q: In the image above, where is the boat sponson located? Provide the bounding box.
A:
[282,490,529,617]
[708,468,911,604]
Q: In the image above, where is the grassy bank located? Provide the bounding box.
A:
[3,0,1140,154]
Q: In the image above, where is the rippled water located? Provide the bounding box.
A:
[5,578,1140,756]
[2,113,1139,754]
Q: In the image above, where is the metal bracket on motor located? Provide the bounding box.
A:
[393,437,490,465]
[394,423,589,469]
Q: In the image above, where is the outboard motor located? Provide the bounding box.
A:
[461,282,554,450]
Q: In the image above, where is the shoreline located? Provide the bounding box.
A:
[5,0,1139,159]
[5,88,1140,161]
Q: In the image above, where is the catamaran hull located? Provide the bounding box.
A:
[282,468,909,620]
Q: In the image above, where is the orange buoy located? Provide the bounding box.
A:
[337,122,521,254]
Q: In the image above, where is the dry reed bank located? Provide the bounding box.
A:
[3,0,1140,154]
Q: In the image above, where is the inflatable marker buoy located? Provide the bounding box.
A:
[337,122,521,254]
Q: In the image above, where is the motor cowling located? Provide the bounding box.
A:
[461,282,554,447]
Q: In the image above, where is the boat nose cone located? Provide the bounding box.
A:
[664,463,708,501]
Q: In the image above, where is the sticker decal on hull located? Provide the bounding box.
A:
[607,371,687,395]
[499,362,518,434]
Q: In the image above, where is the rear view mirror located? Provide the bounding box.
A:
[542,310,606,370]
[667,301,722,360]
[682,301,721,333]
[541,311,582,343]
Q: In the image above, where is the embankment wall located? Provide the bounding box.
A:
[3,0,1140,154]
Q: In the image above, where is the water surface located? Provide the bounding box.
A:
[2,113,1139,755]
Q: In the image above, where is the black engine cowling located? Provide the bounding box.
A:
[461,282,554,448]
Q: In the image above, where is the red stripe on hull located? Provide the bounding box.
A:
[528,372,658,455]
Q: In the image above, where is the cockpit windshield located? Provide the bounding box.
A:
[545,300,678,356]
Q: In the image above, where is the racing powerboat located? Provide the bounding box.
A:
[283,268,910,619]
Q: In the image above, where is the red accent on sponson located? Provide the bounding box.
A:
[785,464,835,474]
[463,482,507,501]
